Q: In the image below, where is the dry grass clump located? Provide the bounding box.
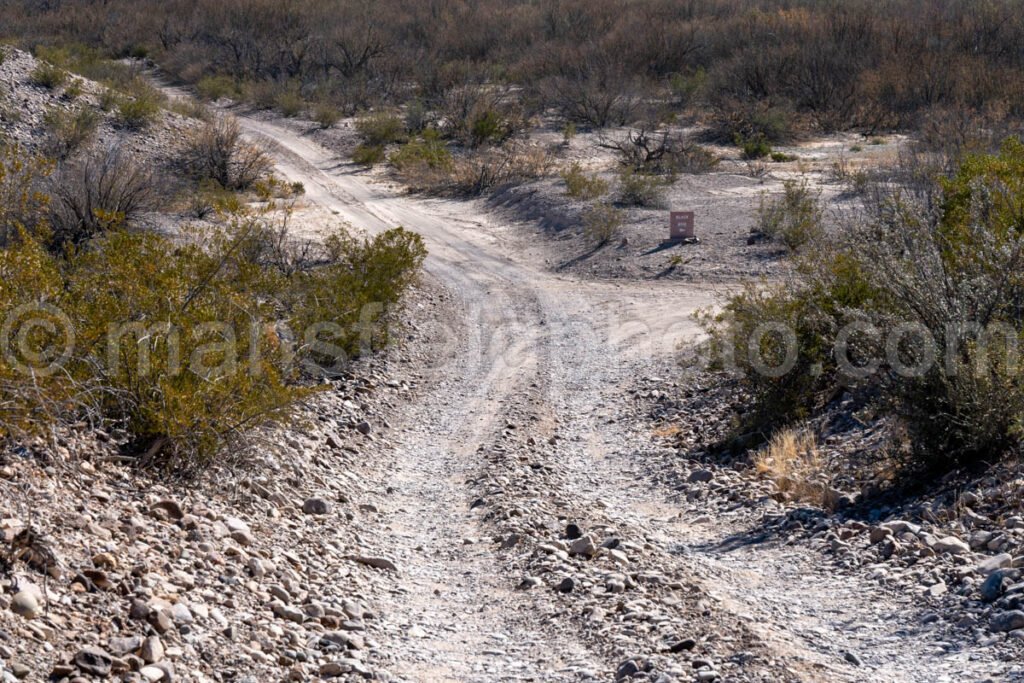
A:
[754,428,829,506]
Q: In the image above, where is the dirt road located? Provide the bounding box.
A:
[230,114,1014,682]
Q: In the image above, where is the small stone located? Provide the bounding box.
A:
[354,421,372,435]
[516,577,542,590]
[74,647,112,677]
[230,529,254,546]
[151,500,184,520]
[92,552,118,569]
[148,609,174,634]
[569,535,597,558]
[981,569,1019,602]
[932,536,971,555]
[869,526,893,544]
[140,636,164,664]
[10,591,41,619]
[171,603,193,625]
[615,659,640,681]
[668,639,696,653]
[302,498,332,515]
[347,555,397,571]
[10,663,30,679]
[108,636,143,657]
[689,469,714,483]
[991,610,1024,632]
[140,665,166,681]
[978,553,1014,575]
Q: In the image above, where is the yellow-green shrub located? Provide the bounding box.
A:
[561,162,608,200]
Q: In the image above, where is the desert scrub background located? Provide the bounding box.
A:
[0,142,426,471]
[702,137,1024,471]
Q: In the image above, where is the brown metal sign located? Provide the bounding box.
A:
[669,211,695,240]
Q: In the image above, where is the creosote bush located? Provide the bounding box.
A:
[756,179,823,251]
[581,203,625,246]
[42,106,99,160]
[355,111,406,147]
[703,137,1024,469]
[30,62,66,89]
[561,163,608,200]
[0,143,428,468]
[616,168,671,208]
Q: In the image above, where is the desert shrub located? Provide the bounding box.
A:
[48,145,160,248]
[581,203,625,246]
[704,137,1024,468]
[0,144,52,245]
[196,75,237,101]
[275,87,304,118]
[468,108,517,147]
[0,203,427,469]
[446,144,551,196]
[63,79,84,101]
[116,90,162,129]
[286,227,427,364]
[30,62,67,89]
[561,162,608,200]
[352,144,386,167]
[602,130,717,175]
[616,168,670,208]
[390,130,452,172]
[0,236,75,440]
[181,117,272,190]
[737,134,772,160]
[756,179,824,251]
[98,88,119,112]
[355,111,407,147]
[169,98,212,121]
[67,228,302,467]
[42,106,100,160]
[313,103,341,129]
[771,151,798,163]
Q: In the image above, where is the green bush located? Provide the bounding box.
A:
[196,75,237,101]
[30,62,67,89]
[313,103,341,129]
[704,137,1024,468]
[0,144,52,246]
[0,147,428,468]
[116,90,162,129]
[737,133,772,159]
[581,203,625,246]
[561,162,608,199]
[42,106,99,160]
[616,168,670,208]
[756,179,823,251]
[353,143,386,167]
[390,130,452,172]
[275,87,304,118]
[355,111,407,147]
[469,108,514,147]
